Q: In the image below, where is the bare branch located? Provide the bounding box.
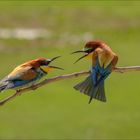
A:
[0,65,140,106]
[114,66,140,73]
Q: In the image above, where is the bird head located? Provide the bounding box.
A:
[35,56,64,73]
[72,40,104,63]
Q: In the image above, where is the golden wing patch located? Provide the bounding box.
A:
[8,65,33,80]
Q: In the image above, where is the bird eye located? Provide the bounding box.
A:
[85,48,93,53]
[45,60,51,65]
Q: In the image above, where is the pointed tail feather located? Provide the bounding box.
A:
[74,75,92,96]
[88,81,106,104]
[74,75,106,103]
[0,79,13,92]
[0,85,7,92]
[97,81,106,101]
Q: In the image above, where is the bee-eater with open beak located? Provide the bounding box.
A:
[0,56,63,92]
[72,40,118,103]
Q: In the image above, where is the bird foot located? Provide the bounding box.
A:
[16,89,22,96]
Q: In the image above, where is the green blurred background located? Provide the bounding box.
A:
[0,1,140,139]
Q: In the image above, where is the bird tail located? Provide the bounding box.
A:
[0,84,7,92]
[74,74,106,103]
[0,78,13,92]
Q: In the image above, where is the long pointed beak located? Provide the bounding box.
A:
[50,56,63,70]
[74,54,88,64]
[71,50,88,64]
[71,50,85,54]
[47,56,61,65]
[49,65,64,70]
[50,56,61,62]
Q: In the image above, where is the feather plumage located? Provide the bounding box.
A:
[0,58,50,92]
[73,40,118,103]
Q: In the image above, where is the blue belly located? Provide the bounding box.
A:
[12,73,44,88]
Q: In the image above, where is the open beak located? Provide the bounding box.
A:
[71,50,85,54]
[74,54,88,64]
[40,65,63,73]
[49,56,64,70]
[50,56,61,62]
[47,56,61,65]
[71,50,88,64]
[49,65,64,70]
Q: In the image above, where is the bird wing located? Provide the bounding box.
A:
[94,47,116,69]
[91,51,98,66]
[7,65,37,81]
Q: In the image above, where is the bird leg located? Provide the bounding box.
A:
[16,89,22,96]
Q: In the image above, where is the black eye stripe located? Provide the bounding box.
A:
[85,49,93,53]
[40,60,50,65]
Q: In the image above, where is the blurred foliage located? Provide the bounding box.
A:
[0,1,140,139]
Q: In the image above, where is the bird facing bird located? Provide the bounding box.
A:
[0,56,63,92]
[72,40,118,103]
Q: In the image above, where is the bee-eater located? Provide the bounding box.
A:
[72,40,118,103]
[0,56,63,92]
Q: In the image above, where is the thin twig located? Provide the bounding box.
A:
[0,66,140,106]
[114,66,140,73]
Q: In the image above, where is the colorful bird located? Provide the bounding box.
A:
[72,40,118,103]
[0,56,63,92]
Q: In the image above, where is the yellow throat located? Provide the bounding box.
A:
[85,52,93,60]
[40,66,54,73]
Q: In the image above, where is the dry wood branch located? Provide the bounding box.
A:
[0,66,140,106]
[114,66,140,73]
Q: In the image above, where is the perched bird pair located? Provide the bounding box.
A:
[0,40,118,103]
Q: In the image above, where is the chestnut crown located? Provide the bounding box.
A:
[84,41,105,53]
